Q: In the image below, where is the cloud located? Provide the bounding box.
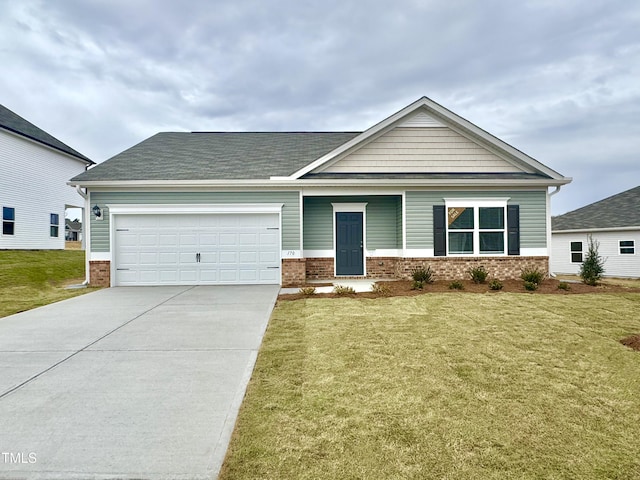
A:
[1,0,639,214]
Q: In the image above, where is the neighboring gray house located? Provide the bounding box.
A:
[65,218,82,242]
[1,105,93,249]
[70,97,571,287]
[551,186,640,278]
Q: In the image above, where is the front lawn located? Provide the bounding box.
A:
[220,293,640,480]
[0,250,95,318]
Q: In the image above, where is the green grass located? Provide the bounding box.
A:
[0,250,95,318]
[220,293,640,480]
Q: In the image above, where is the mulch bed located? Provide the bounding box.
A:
[280,278,640,301]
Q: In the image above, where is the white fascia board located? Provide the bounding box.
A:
[70,178,571,189]
[552,226,640,234]
[107,204,284,215]
[68,179,298,188]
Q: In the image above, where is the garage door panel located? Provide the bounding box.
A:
[159,270,178,282]
[199,233,218,247]
[139,252,158,265]
[118,252,138,264]
[239,252,257,263]
[179,233,198,246]
[219,269,239,282]
[159,234,178,247]
[114,212,280,286]
[239,270,258,281]
[219,233,237,245]
[219,252,237,263]
[239,233,258,246]
[199,253,217,264]
[139,270,160,283]
[260,232,278,244]
[179,269,198,282]
[139,234,158,247]
[199,269,218,282]
[137,216,160,228]
[178,216,198,228]
[259,251,279,263]
[260,269,279,281]
[117,233,139,247]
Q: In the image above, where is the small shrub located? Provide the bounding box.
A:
[468,266,489,284]
[298,286,317,295]
[371,282,391,296]
[558,282,570,291]
[411,280,425,290]
[523,281,538,291]
[489,279,503,291]
[411,265,434,284]
[449,281,464,290]
[580,235,605,286]
[333,285,356,295]
[520,267,545,285]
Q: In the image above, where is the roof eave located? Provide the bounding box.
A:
[552,226,640,234]
[69,177,571,188]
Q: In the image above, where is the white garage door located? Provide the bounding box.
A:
[113,213,281,286]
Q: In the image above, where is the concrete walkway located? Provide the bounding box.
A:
[0,285,279,480]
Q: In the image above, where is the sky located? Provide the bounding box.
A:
[1,0,639,216]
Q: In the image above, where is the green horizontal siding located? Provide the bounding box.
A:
[89,191,300,252]
[303,196,402,250]
[405,190,547,249]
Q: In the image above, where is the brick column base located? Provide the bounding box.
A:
[89,261,111,287]
[281,258,306,287]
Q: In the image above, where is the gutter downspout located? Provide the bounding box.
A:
[76,186,90,286]
[547,186,563,278]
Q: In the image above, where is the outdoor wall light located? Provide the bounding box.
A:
[92,204,102,219]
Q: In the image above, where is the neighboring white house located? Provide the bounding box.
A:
[0,105,93,249]
[551,186,640,278]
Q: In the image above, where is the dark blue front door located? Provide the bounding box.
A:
[336,212,364,275]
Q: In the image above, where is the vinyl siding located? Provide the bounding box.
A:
[405,190,548,249]
[551,230,640,278]
[303,196,402,250]
[89,191,300,252]
[321,128,530,174]
[0,129,87,249]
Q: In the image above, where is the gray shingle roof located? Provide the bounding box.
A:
[71,131,360,182]
[0,105,93,164]
[552,186,640,231]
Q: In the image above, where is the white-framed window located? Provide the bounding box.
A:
[619,240,635,255]
[2,206,15,235]
[50,213,60,237]
[570,241,583,263]
[445,200,508,255]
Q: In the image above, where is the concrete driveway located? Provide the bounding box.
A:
[0,285,279,480]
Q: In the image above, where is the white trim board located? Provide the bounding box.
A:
[106,203,284,215]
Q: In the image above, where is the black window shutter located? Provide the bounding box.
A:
[433,205,446,256]
[507,204,520,255]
